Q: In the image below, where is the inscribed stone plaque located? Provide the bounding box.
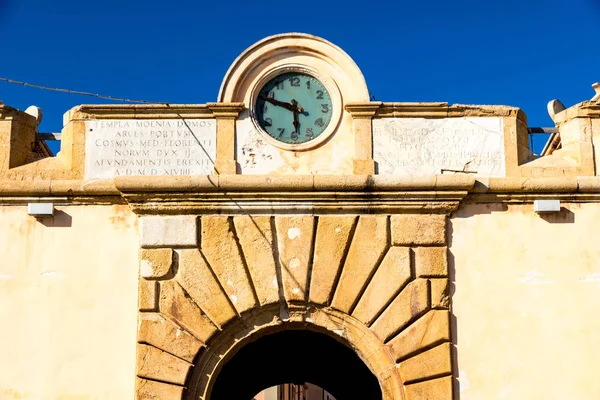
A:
[84,119,216,179]
[373,117,505,177]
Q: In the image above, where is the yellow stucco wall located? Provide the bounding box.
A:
[451,202,600,400]
[0,205,139,399]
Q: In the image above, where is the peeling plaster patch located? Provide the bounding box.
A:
[272,276,278,288]
[579,272,600,282]
[227,279,234,288]
[292,288,300,295]
[40,271,67,278]
[140,260,153,277]
[333,329,345,336]
[334,227,341,233]
[176,329,182,337]
[289,257,301,269]
[231,295,238,304]
[459,370,470,391]
[518,270,552,285]
[287,227,301,240]
[0,274,12,279]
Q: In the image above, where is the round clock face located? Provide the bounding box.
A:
[254,72,333,145]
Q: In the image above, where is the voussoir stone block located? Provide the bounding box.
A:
[139,215,198,248]
[331,216,388,313]
[138,313,203,363]
[176,249,237,327]
[391,214,446,245]
[387,310,450,362]
[139,248,173,279]
[414,247,448,277]
[370,278,430,342]
[404,375,453,400]
[398,342,452,384]
[352,246,411,325]
[158,280,218,344]
[136,343,191,385]
[136,377,184,399]
[309,216,357,305]
[275,216,315,302]
[233,216,279,306]
[201,216,258,314]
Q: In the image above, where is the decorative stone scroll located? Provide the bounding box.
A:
[84,119,216,179]
[373,117,506,177]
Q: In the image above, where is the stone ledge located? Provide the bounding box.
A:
[3,176,600,201]
[375,102,525,120]
[115,174,476,193]
[63,103,244,123]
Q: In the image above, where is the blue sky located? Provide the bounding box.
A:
[1,0,599,155]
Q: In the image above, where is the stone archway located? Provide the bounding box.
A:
[185,305,390,399]
[133,211,455,399]
[209,329,380,399]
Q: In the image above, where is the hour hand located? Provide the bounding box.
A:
[261,96,295,111]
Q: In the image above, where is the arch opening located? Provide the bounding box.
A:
[210,329,382,400]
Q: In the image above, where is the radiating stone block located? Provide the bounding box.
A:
[398,342,452,383]
[331,216,388,313]
[136,343,191,385]
[233,216,280,306]
[201,216,257,313]
[387,310,450,361]
[404,375,453,400]
[138,313,203,363]
[370,279,430,342]
[309,216,357,305]
[352,247,411,325]
[176,249,237,327]
[275,216,315,302]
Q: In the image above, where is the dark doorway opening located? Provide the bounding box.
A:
[210,330,382,400]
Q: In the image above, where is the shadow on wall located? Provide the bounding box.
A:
[446,220,461,399]
[538,207,575,224]
[39,210,72,228]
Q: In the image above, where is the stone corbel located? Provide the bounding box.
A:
[206,102,245,175]
[345,102,382,175]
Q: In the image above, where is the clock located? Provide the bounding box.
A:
[252,69,337,150]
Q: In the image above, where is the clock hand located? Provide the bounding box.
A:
[293,106,299,134]
[261,96,295,111]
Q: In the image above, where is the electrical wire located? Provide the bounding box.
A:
[0,77,166,104]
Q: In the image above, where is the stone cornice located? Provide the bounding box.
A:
[63,104,230,122]
[554,100,600,125]
[206,102,245,118]
[374,102,526,120]
[115,175,475,215]
[3,176,600,208]
[345,102,382,118]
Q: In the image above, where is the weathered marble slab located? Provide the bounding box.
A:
[373,117,505,177]
[84,119,216,179]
